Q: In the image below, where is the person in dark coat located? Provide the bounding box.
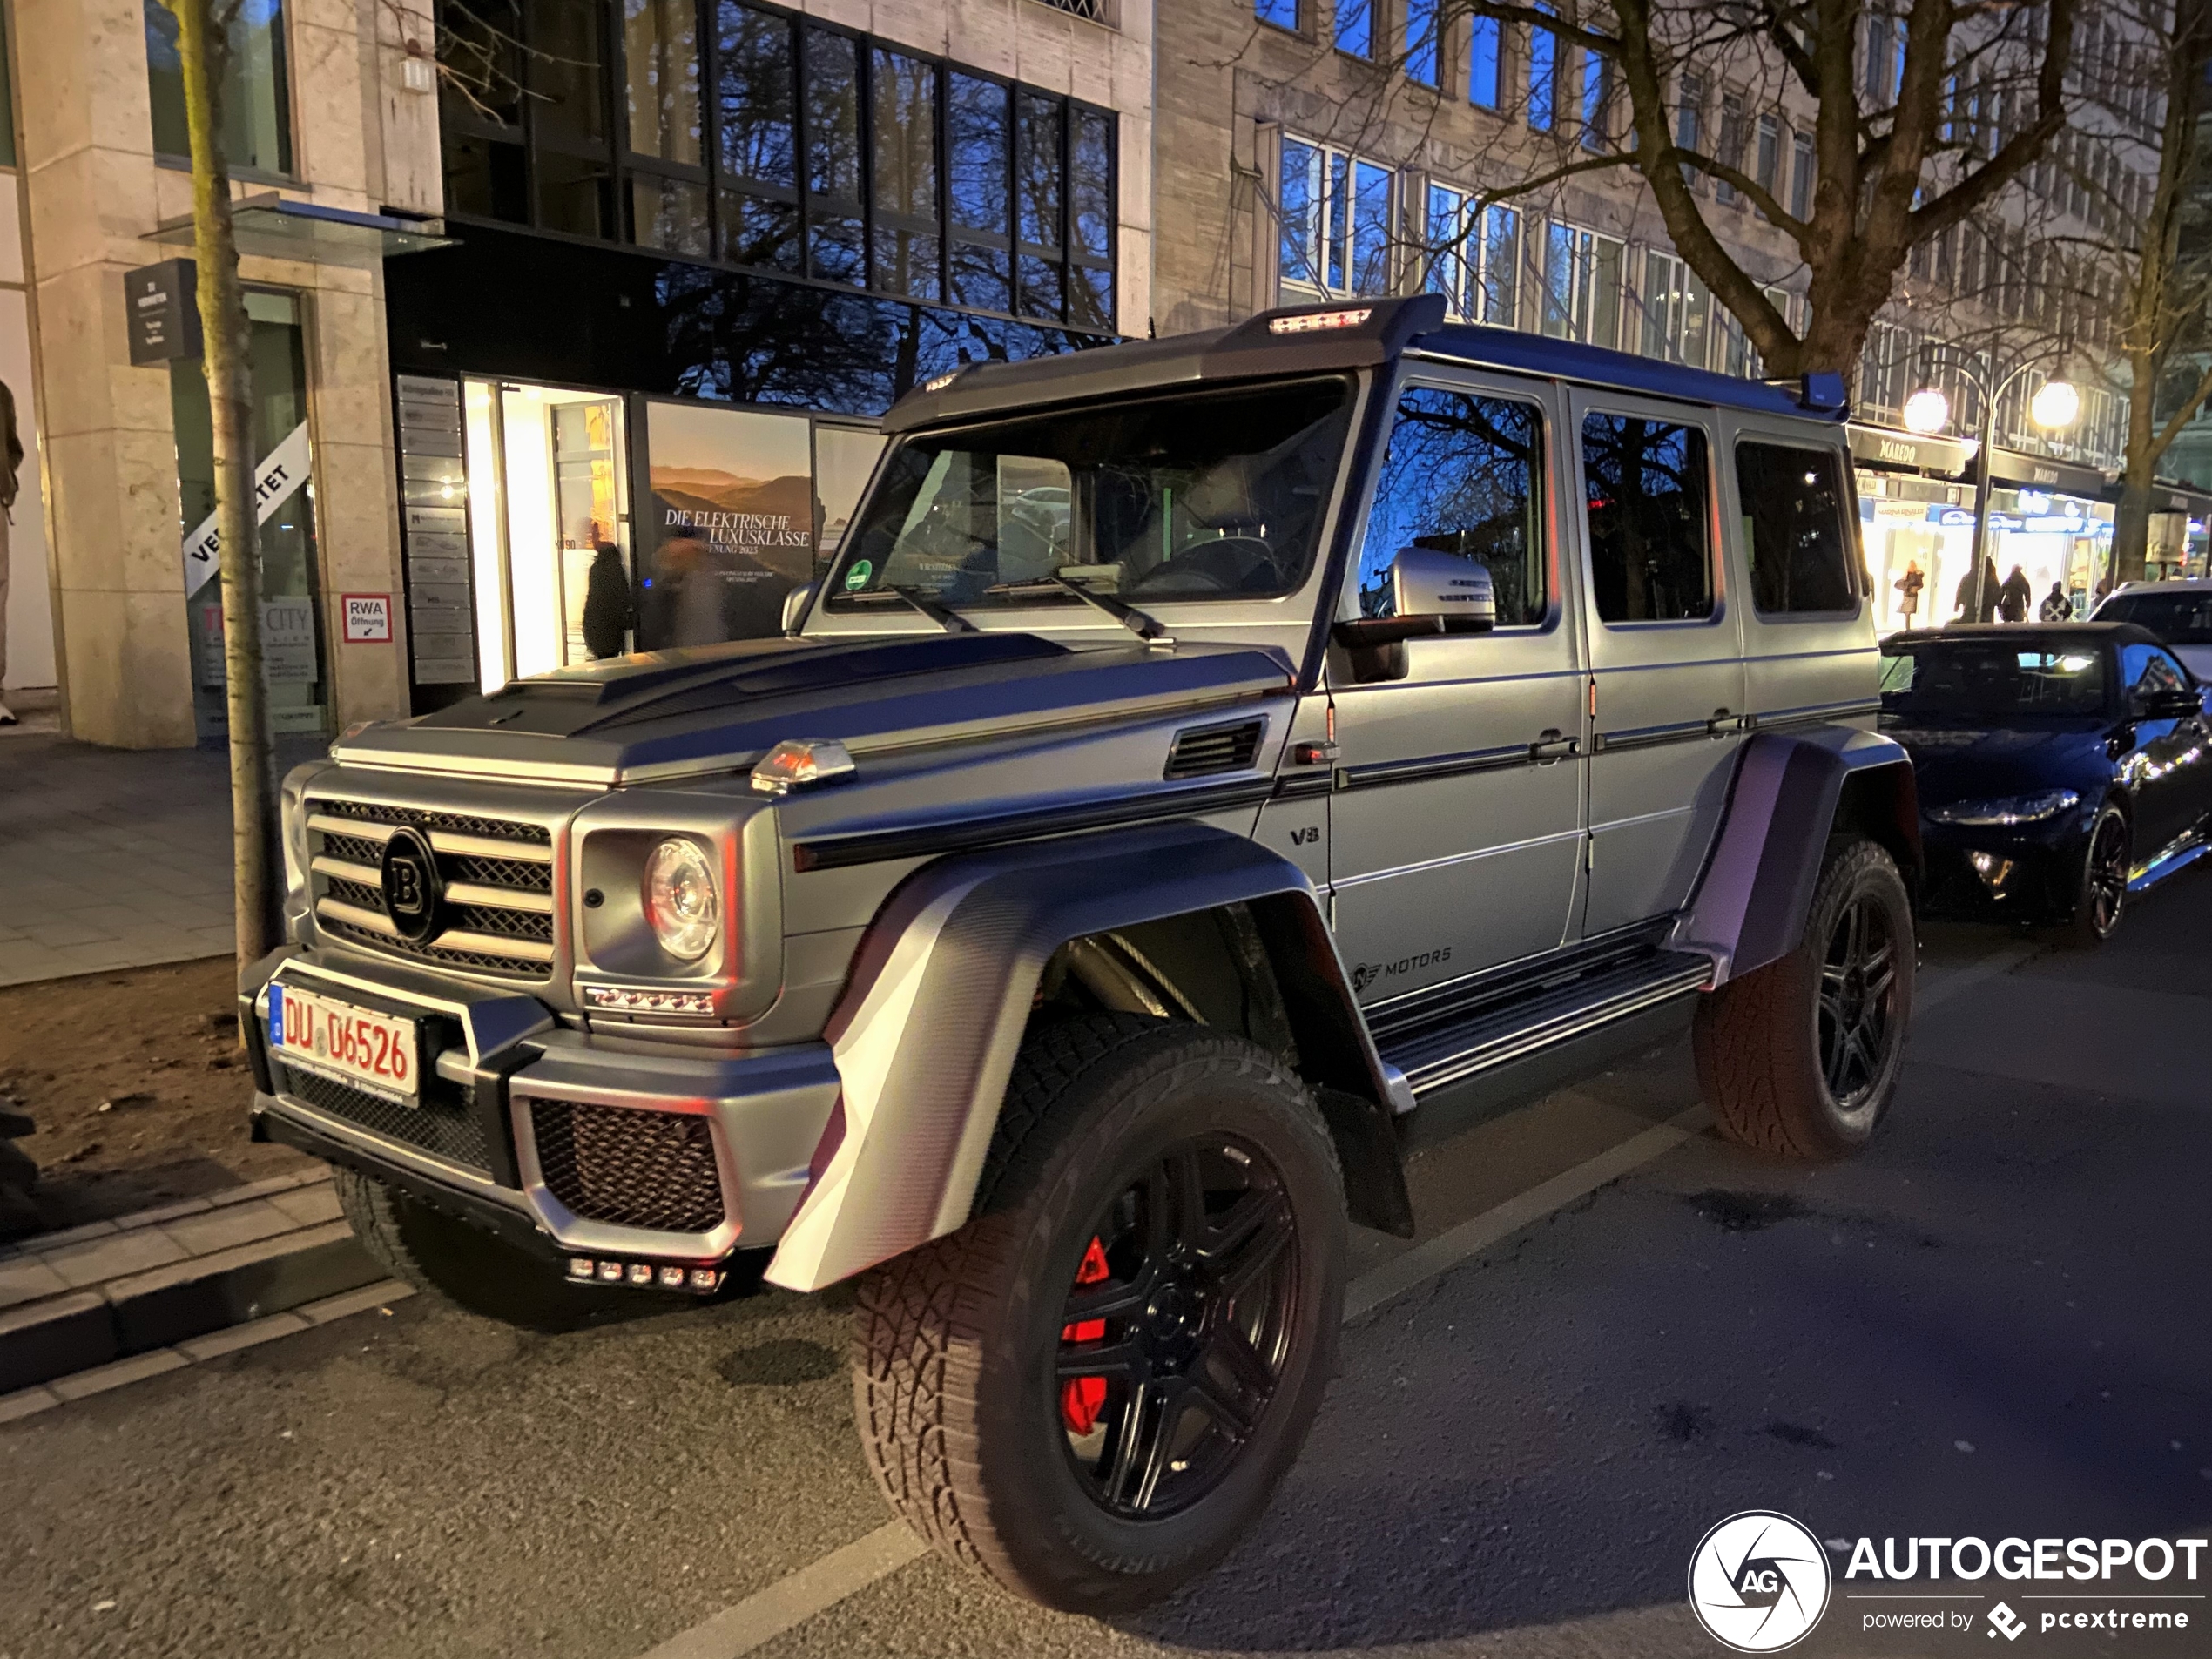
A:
[580,541,636,659]
[1996,563,2033,623]
[2039,581,2072,622]
[1954,556,2000,623]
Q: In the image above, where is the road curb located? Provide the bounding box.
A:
[0,1173,386,1394]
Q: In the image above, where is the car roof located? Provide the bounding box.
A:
[2099,578,2212,596]
[1884,622,2161,650]
[883,294,1848,435]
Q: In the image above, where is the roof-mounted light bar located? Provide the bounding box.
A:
[1268,307,1375,335]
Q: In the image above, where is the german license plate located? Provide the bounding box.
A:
[268,983,420,1102]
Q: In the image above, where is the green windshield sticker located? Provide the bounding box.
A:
[844,559,873,592]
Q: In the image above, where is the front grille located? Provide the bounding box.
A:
[281,1062,492,1173]
[306,796,557,981]
[529,1099,725,1234]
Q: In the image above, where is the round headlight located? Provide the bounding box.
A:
[644,839,719,962]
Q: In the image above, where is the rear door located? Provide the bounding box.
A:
[2120,641,2212,854]
[1720,418,1874,732]
[1327,369,1586,1001]
[1568,390,1746,935]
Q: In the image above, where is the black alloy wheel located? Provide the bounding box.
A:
[1816,889,1904,1111]
[2078,809,2130,942]
[1055,1135,1299,1520]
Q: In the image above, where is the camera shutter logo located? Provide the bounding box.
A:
[1687,1510,1831,1652]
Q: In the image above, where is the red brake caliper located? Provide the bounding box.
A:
[1059,1235,1112,1435]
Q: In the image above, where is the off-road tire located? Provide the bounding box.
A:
[2053,804,2130,949]
[850,1014,1346,1615]
[1694,837,1914,1160]
[333,1166,613,1327]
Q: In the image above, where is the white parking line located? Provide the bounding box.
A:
[631,1101,1716,1658]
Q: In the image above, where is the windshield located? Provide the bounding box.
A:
[2095,590,2212,644]
[825,378,1356,610]
[1880,642,2110,717]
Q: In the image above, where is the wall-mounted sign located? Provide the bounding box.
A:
[179,421,312,597]
[342,593,393,642]
[644,401,815,645]
[125,258,203,365]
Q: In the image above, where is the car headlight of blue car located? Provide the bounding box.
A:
[1926,789,2081,826]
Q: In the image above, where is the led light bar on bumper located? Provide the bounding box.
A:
[568,1258,725,1293]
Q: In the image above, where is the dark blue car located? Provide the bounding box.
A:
[1879,623,2212,945]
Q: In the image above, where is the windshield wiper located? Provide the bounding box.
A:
[843,583,977,635]
[985,575,1174,648]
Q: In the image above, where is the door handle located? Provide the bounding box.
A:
[1706,707,1739,737]
[1529,728,1578,763]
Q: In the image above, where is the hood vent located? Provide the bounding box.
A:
[1164,718,1265,779]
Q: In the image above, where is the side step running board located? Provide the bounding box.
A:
[1378,950,1713,1099]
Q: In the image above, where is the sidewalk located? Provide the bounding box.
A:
[0,729,238,986]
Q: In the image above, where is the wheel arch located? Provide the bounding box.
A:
[764,822,1413,1294]
[1674,727,1922,986]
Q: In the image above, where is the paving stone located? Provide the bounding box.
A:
[173,1309,311,1361]
[297,1279,414,1325]
[0,1256,71,1312]
[0,1384,60,1423]
[23,1218,118,1254]
[47,1347,188,1401]
[266,1184,343,1227]
[104,1221,381,1352]
[155,1198,299,1258]
[38,1226,189,1289]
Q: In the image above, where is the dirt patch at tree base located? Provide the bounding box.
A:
[0,957,313,1237]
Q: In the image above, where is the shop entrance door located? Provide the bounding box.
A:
[461,380,634,687]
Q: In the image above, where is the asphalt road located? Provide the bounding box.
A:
[3,868,2209,1659]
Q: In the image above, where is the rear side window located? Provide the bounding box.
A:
[1359,387,1548,626]
[1736,440,1858,615]
[1581,412,1713,623]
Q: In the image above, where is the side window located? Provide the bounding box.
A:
[1359,387,1548,626]
[2122,643,2189,698]
[1581,412,1714,623]
[1736,440,1857,615]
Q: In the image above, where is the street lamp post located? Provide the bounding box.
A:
[1903,345,2079,623]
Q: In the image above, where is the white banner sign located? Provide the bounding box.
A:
[180,421,313,598]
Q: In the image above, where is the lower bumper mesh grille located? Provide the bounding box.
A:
[280,1062,493,1174]
[529,1099,725,1234]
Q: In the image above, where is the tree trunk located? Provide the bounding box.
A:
[163,0,279,974]
[2111,474,2155,592]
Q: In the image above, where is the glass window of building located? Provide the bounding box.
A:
[1789,131,1814,218]
[1640,250,1710,368]
[872,49,941,300]
[1581,413,1715,624]
[1527,6,1556,131]
[1468,15,1501,108]
[1335,0,1372,58]
[626,0,707,254]
[1405,0,1440,85]
[1540,221,1621,347]
[1257,0,1300,28]
[1361,388,1549,626]
[948,73,1013,313]
[1280,137,1393,300]
[1737,441,1857,615]
[1675,73,1703,190]
[145,0,293,175]
[805,30,866,283]
[1713,93,1744,204]
[716,2,799,270]
[1754,113,1780,196]
[1423,185,1518,327]
[532,0,617,237]
[1015,91,1066,320]
[1580,50,1609,148]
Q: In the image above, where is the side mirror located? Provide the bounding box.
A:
[1330,550,1495,682]
[2137,686,2205,720]
[781,580,819,637]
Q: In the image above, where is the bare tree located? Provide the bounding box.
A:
[155,0,278,972]
[1232,0,2081,381]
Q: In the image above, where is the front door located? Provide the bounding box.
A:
[1328,373,1586,1007]
[1568,391,1747,935]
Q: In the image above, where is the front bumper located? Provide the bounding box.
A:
[242,947,839,1271]
[1918,821,2088,922]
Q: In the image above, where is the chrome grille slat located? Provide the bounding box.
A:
[306,795,559,982]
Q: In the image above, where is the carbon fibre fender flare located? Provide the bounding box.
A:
[1672,726,1922,987]
[763,821,1412,1292]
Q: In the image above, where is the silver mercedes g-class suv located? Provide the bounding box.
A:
[244,294,1919,1613]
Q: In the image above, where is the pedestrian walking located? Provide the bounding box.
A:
[1997,563,2033,623]
[2038,582,2072,622]
[1894,559,1925,625]
[580,541,635,659]
[1954,556,2000,623]
[0,378,23,727]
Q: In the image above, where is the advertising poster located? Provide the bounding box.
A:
[643,402,815,646]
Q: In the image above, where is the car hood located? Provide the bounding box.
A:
[334,631,1297,786]
[1878,712,2114,810]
